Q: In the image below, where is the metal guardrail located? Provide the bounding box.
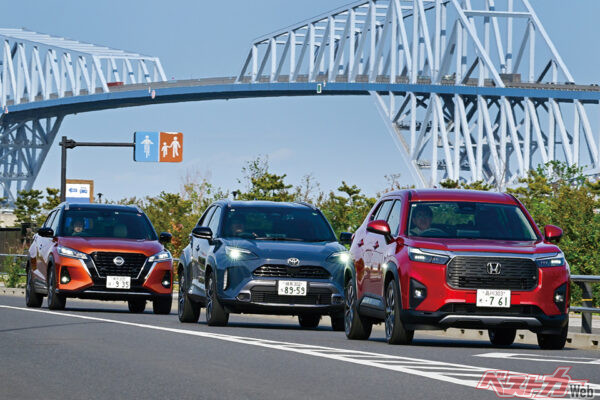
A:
[570,275,600,334]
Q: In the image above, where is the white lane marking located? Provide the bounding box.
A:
[2,305,598,398]
[475,352,600,365]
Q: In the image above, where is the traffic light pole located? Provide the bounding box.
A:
[59,136,135,202]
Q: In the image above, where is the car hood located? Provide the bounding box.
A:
[58,237,162,257]
[406,238,561,255]
[223,239,345,263]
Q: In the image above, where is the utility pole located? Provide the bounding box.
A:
[59,137,135,202]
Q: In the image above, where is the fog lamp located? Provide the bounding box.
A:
[161,271,171,288]
[60,267,71,284]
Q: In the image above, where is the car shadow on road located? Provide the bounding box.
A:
[368,336,577,351]
[198,320,333,331]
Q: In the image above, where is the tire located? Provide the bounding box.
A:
[153,297,172,314]
[205,272,229,326]
[128,299,146,313]
[25,266,43,308]
[384,279,414,345]
[344,278,372,340]
[177,269,200,323]
[537,320,568,350]
[47,266,66,310]
[330,313,345,331]
[488,328,517,346]
[298,314,321,329]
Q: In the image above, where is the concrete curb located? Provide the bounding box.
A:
[1,287,598,349]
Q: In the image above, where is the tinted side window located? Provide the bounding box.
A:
[373,200,393,221]
[43,211,56,228]
[207,207,222,236]
[386,201,402,236]
[50,210,61,233]
[197,206,215,227]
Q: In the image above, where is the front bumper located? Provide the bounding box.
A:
[220,279,344,316]
[55,255,172,300]
[400,305,568,334]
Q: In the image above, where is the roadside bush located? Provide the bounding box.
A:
[2,256,25,288]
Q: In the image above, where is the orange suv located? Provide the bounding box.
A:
[26,203,173,314]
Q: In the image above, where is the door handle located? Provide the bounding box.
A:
[373,241,379,250]
[357,239,364,247]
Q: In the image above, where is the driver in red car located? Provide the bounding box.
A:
[409,205,433,236]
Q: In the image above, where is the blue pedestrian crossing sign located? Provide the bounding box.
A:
[134,132,159,162]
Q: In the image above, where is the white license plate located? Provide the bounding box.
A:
[106,276,131,289]
[476,289,511,308]
[278,281,307,296]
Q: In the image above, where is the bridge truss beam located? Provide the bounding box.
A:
[0,29,166,205]
[239,0,600,188]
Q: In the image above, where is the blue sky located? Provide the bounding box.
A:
[4,0,600,201]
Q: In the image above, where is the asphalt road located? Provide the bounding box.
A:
[1,295,599,400]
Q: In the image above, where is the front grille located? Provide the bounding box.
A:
[250,286,332,305]
[446,256,538,290]
[438,303,542,315]
[91,252,147,278]
[253,265,330,279]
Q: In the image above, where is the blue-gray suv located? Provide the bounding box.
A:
[176,200,351,330]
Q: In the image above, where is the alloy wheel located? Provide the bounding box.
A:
[206,275,214,321]
[385,284,395,340]
[178,273,185,319]
[344,283,355,334]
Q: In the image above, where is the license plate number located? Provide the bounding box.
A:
[106,276,131,289]
[278,281,307,296]
[476,289,511,308]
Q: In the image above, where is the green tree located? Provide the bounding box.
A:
[43,188,61,210]
[14,189,43,226]
[236,157,295,201]
[438,179,492,191]
[141,192,193,257]
[318,181,376,236]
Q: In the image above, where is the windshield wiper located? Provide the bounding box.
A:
[254,237,304,241]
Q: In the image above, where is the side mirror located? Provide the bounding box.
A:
[367,220,393,243]
[192,226,213,240]
[38,227,54,238]
[544,225,563,243]
[159,232,172,244]
[339,232,353,245]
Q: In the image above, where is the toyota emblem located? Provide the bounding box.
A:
[113,256,125,267]
[287,258,300,266]
[486,262,501,275]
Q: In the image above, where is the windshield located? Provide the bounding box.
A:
[222,206,336,242]
[59,209,157,240]
[407,201,538,241]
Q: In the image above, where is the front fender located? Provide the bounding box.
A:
[177,245,193,285]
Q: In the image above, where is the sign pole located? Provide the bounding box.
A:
[60,136,68,202]
[59,137,134,203]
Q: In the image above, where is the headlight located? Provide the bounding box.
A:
[408,248,449,265]
[148,250,172,263]
[536,256,565,267]
[327,251,352,264]
[225,246,258,261]
[57,245,88,260]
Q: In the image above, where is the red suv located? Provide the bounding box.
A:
[26,203,174,314]
[344,190,569,349]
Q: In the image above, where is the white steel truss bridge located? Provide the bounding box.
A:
[1,0,600,204]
